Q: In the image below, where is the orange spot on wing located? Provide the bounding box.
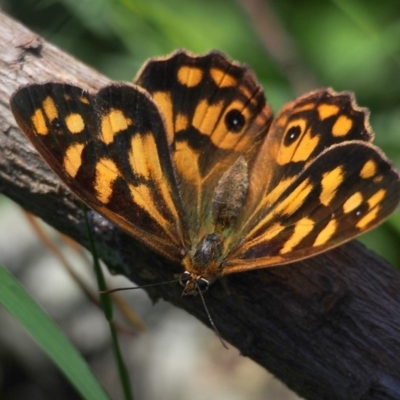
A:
[43,96,58,122]
[317,104,339,120]
[332,115,353,137]
[177,65,203,87]
[31,109,48,135]
[343,192,363,213]
[152,91,174,144]
[360,159,377,179]
[94,158,119,204]
[64,143,85,177]
[175,113,189,132]
[367,189,386,209]
[320,166,344,206]
[192,99,222,137]
[314,219,337,246]
[356,189,386,229]
[65,113,85,134]
[210,68,237,87]
[101,109,131,145]
[276,179,313,216]
[293,102,316,113]
[280,217,315,254]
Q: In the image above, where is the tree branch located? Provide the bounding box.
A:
[1,12,400,400]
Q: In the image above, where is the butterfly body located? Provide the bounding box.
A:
[10,50,400,296]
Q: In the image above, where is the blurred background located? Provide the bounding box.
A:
[1,0,400,399]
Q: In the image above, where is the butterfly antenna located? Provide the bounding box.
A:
[102,279,229,348]
[196,283,229,349]
[100,278,182,294]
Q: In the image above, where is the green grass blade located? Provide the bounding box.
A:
[83,208,134,400]
[0,263,110,400]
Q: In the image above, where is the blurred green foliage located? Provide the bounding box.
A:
[3,0,400,266]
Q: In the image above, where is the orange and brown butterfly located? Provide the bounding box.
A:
[10,50,400,296]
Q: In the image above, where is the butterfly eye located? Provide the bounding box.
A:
[196,278,210,293]
[179,271,191,287]
[284,125,302,145]
[225,109,245,132]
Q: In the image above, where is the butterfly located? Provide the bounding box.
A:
[10,50,400,297]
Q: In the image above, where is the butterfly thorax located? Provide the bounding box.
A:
[181,156,250,296]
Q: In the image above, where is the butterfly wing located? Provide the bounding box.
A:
[224,89,400,272]
[10,83,188,261]
[135,50,273,244]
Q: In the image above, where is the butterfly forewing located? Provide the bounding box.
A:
[244,90,373,214]
[135,50,273,242]
[11,83,187,262]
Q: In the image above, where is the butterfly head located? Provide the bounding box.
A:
[179,232,223,296]
[179,271,210,296]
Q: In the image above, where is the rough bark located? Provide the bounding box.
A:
[1,12,400,400]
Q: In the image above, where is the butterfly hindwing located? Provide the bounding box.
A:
[10,83,187,261]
